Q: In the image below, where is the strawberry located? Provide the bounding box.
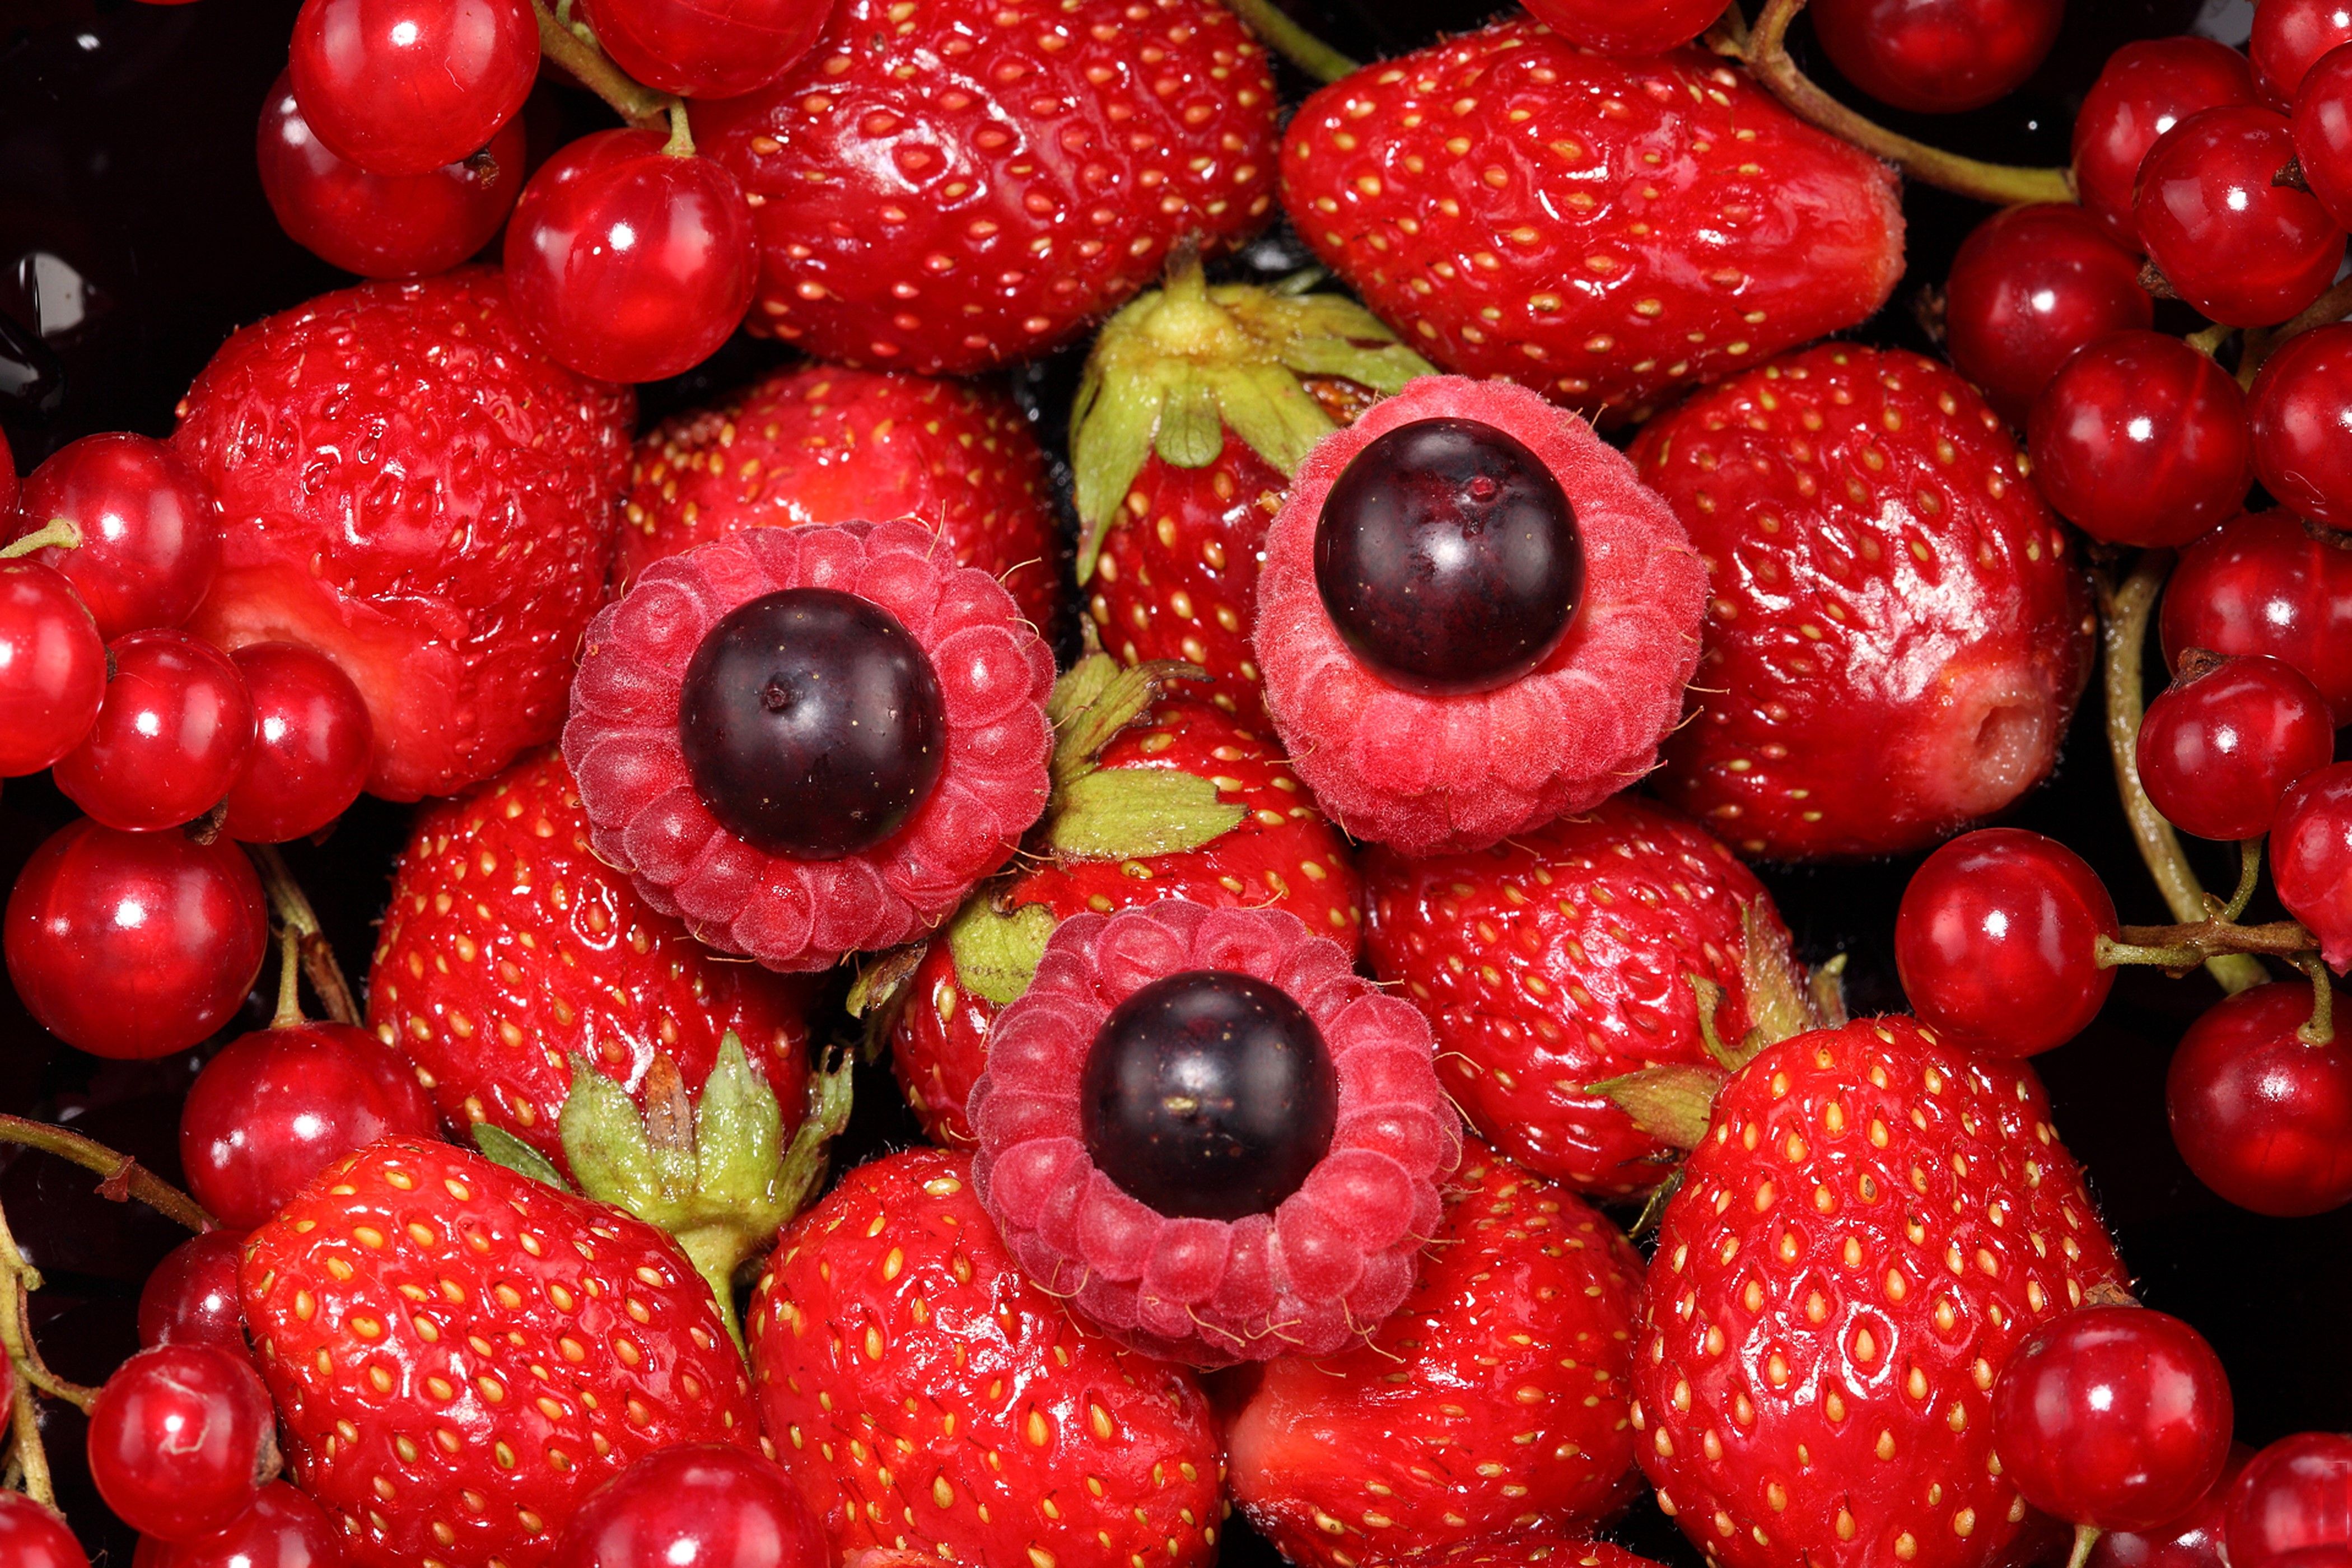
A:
[240,1137,762,1568]
[1630,344,2094,861]
[1071,252,1431,730]
[746,1147,1225,1567]
[1403,1542,1674,1568]
[1363,794,1828,1200]
[1627,1016,2129,1568]
[878,655,1361,1145]
[1278,24,1905,422]
[695,0,1279,377]
[613,363,1068,636]
[174,268,635,801]
[1224,1140,1646,1567]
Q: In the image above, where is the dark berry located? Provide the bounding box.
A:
[1080,969,1338,1222]
[1314,417,1583,697]
[2138,652,2335,842]
[678,586,948,860]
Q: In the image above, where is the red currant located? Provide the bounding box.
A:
[53,629,255,832]
[87,1342,280,1542]
[138,1231,252,1356]
[1944,206,2153,425]
[181,1020,438,1230]
[574,0,833,99]
[2163,511,2352,725]
[3,819,269,1060]
[9,433,222,639]
[2271,762,2352,970]
[1808,0,2063,113]
[288,0,539,178]
[2168,980,2352,1216]
[2027,331,2252,548]
[2073,38,2259,249]
[0,558,106,777]
[2137,105,2346,328]
[0,1493,87,1568]
[1514,0,1726,54]
[2251,325,2352,531]
[0,432,16,516]
[2088,1447,2251,1568]
[1992,1306,2235,1533]
[257,66,526,280]
[2255,0,2352,106]
[219,642,374,844]
[1893,828,2118,1058]
[2227,1432,2352,1568]
[2291,43,2352,228]
[143,1483,342,1568]
[2137,652,2335,842]
[553,1444,826,1568]
[505,131,757,384]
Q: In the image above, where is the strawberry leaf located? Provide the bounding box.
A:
[1047,767,1247,860]
[470,1123,572,1193]
[945,898,1059,1006]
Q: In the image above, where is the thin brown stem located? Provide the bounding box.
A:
[0,1211,97,1416]
[244,844,360,1028]
[272,923,304,1031]
[0,519,81,559]
[2183,323,2234,360]
[2239,274,2352,387]
[0,1116,211,1233]
[2297,953,2337,1045]
[661,100,696,157]
[2097,919,2316,969]
[8,1376,52,1509]
[1741,0,2074,204]
[2098,557,2269,994]
[2220,838,2264,924]
[529,0,676,127]
[1219,0,1359,84]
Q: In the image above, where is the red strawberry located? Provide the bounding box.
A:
[1389,1540,1676,1568]
[241,1137,762,1568]
[1225,1140,1645,1566]
[1630,1016,2128,1568]
[174,268,635,801]
[881,656,1361,1145]
[1631,344,2094,860]
[614,364,1068,635]
[1364,794,1825,1199]
[1072,253,1431,730]
[746,1147,1224,1567]
[1279,25,1905,422]
[696,0,1279,376]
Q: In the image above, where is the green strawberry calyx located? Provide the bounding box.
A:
[1068,245,1432,581]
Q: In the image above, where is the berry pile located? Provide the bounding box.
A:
[8,0,2352,1565]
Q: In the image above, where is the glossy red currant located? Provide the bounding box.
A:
[2255,0,2352,105]
[1516,0,1726,53]
[2088,1448,2250,1568]
[1809,0,2064,113]
[2073,38,2260,249]
[2138,652,2335,842]
[574,0,832,99]
[53,629,255,832]
[219,642,374,843]
[0,1493,87,1568]
[2168,980,2352,1216]
[1893,828,2118,1058]
[10,432,222,639]
[2250,325,2352,531]
[2163,511,2352,725]
[181,1020,438,1229]
[288,0,539,177]
[2271,762,2352,970]
[2138,106,2345,328]
[138,1231,252,1356]
[2027,331,2251,548]
[2291,43,2352,227]
[2225,1432,2352,1568]
[257,67,525,279]
[553,1444,826,1568]
[87,1342,281,1542]
[0,558,106,776]
[504,130,757,384]
[3,819,269,1060]
[142,1482,342,1568]
[1992,1306,2235,1532]
[1944,206,2152,426]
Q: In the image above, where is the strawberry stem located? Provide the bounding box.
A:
[1738,0,2074,205]
[528,0,676,129]
[0,1116,211,1234]
[243,844,361,1028]
[1218,0,1359,86]
[2096,556,2269,995]
[0,519,80,560]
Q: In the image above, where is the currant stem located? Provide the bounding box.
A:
[528,0,676,128]
[2097,556,2269,995]
[661,100,696,158]
[2183,323,2234,360]
[1738,0,2075,204]
[2066,1524,2103,1568]
[1219,0,1360,85]
[0,1208,98,1416]
[2237,274,2352,388]
[2096,919,2316,969]
[0,1117,211,1234]
[6,1376,50,1510]
[0,520,81,560]
[2220,838,2264,924]
[244,844,361,1029]
[271,924,305,1031]
[2296,953,2337,1045]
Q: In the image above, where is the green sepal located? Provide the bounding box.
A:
[1049,655,1201,791]
[1588,1064,1727,1152]
[946,898,1058,1006]
[1046,768,1245,860]
[690,1041,783,1215]
[557,1055,669,1217]
[470,1124,572,1193]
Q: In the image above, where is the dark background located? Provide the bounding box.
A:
[0,0,2321,1561]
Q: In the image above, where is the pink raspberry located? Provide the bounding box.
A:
[562,520,1053,971]
[1252,375,1704,854]
[969,899,1460,1367]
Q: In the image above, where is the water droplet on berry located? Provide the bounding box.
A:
[1314,417,1583,695]
[678,587,946,860]
[1080,970,1337,1221]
